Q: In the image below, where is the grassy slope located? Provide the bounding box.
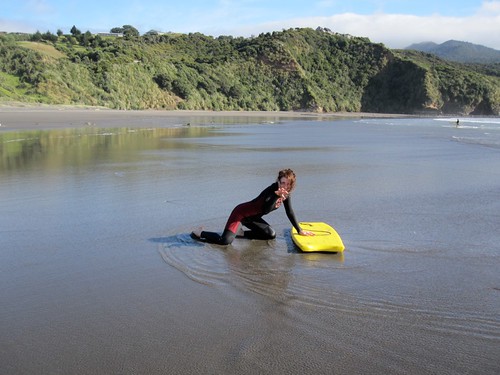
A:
[18,41,66,59]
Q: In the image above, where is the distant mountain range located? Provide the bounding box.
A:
[405,40,500,64]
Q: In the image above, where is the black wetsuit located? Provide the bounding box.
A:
[199,182,302,245]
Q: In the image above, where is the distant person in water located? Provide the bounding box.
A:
[191,168,314,245]
[456,119,460,127]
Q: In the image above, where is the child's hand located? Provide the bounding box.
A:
[275,187,289,199]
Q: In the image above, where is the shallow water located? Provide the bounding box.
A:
[1,116,499,374]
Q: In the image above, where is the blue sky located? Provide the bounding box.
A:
[2,0,500,49]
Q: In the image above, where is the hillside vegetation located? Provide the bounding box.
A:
[406,40,500,64]
[1,28,499,115]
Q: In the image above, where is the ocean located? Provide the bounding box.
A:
[1,114,499,374]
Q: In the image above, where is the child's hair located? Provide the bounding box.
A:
[277,168,296,191]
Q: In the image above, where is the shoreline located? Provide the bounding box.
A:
[0,103,422,131]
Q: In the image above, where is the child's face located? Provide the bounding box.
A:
[279,177,291,192]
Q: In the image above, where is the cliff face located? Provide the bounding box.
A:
[362,50,499,115]
[362,58,432,114]
[1,28,499,115]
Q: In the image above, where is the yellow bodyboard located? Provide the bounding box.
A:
[292,222,345,253]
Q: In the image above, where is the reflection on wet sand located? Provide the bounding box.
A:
[156,232,344,308]
[0,127,217,172]
[1,118,499,374]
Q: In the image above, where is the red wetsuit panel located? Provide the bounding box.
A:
[224,197,267,233]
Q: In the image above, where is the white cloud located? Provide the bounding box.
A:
[0,19,37,33]
[214,8,500,50]
[2,0,500,50]
[478,0,500,14]
[26,0,53,14]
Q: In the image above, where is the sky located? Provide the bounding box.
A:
[2,0,500,50]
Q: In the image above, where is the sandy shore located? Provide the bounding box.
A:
[0,103,416,131]
[1,113,498,374]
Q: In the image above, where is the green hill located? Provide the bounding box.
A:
[406,40,500,64]
[1,28,499,115]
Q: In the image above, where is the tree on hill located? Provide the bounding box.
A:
[29,31,57,43]
[70,25,81,36]
[110,25,139,38]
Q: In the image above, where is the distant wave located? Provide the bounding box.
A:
[434,117,500,127]
[451,135,500,149]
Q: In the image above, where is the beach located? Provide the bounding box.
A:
[0,104,415,131]
[1,107,499,374]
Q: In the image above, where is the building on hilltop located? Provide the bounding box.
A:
[96,32,123,38]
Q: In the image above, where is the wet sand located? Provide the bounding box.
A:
[0,110,498,374]
[0,104,414,131]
